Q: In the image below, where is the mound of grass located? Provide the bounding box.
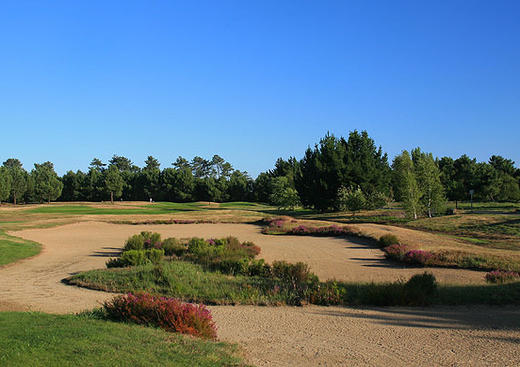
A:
[67,261,288,305]
[0,312,244,367]
[0,231,41,266]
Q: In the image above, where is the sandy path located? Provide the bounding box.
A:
[1,222,518,366]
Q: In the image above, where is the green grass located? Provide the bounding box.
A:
[25,202,205,215]
[67,260,289,305]
[0,312,245,367]
[0,231,41,266]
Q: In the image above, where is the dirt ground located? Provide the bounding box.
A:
[1,222,519,366]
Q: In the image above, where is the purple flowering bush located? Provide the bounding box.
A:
[485,270,520,283]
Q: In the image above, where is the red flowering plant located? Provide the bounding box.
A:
[103,293,217,339]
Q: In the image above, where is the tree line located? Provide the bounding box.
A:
[1,130,519,218]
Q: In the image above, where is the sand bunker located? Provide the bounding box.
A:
[1,221,517,366]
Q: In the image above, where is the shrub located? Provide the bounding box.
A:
[124,234,145,251]
[404,272,438,306]
[383,244,409,262]
[106,257,125,268]
[210,257,249,275]
[120,250,149,267]
[146,248,164,264]
[485,270,520,283]
[247,259,271,277]
[140,231,162,249]
[308,281,345,306]
[378,234,399,247]
[272,261,312,285]
[103,293,217,339]
[404,249,434,266]
[109,249,164,268]
[271,261,317,305]
[161,238,186,256]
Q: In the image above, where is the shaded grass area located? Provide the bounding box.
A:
[67,260,520,306]
[0,312,245,367]
[0,231,41,266]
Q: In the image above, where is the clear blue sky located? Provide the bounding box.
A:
[1,1,518,177]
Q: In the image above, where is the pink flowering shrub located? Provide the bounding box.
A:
[404,249,434,266]
[485,270,520,283]
[383,245,434,266]
[103,293,217,339]
[383,244,410,261]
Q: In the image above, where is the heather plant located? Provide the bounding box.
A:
[378,234,400,247]
[103,292,217,339]
[141,231,162,248]
[271,260,317,304]
[404,249,434,266]
[308,280,345,305]
[383,244,410,262]
[485,270,520,283]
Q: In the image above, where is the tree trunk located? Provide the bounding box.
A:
[13,194,16,205]
[111,191,114,204]
[455,200,458,209]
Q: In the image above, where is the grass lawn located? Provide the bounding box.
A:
[0,231,41,266]
[0,312,245,367]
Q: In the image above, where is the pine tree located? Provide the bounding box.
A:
[105,166,124,204]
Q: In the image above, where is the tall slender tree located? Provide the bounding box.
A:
[413,149,445,217]
[393,151,421,219]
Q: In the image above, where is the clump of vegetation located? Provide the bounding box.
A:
[378,234,400,247]
[107,249,164,268]
[103,292,217,339]
[404,272,438,305]
[161,237,186,256]
[382,244,410,262]
[485,270,520,284]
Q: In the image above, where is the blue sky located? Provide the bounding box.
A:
[0,1,518,177]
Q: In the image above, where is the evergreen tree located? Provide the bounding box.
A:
[32,161,64,203]
[104,166,123,203]
[295,133,346,211]
[0,167,11,203]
